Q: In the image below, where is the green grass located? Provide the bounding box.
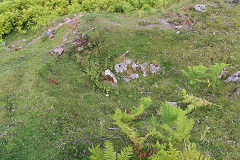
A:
[0,0,240,159]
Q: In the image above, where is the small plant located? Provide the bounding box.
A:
[182,65,208,86]
[112,97,156,151]
[89,141,133,160]
[182,90,215,114]
[182,63,229,87]
[89,95,212,159]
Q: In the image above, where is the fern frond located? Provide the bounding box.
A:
[89,145,105,160]
[104,141,116,160]
[159,102,182,124]
[182,143,211,160]
[182,90,214,114]
[208,63,229,87]
[182,65,208,85]
[175,112,194,142]
[149,142,182,160]
[117,146,133,160]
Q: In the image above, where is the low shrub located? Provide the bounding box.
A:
[0,0,179,39]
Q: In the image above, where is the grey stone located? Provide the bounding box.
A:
[150,63,161,74]
[88,42,93,48]
[78,47,84,52]
[219,68,227,79]
[63,33,68,41]
[132,63,139,70]
[53,45,65,56]
[45,29,55,36]
[233,88,240,97]
[194,4,206,12]
[123,77,131,82]
[123,73,139,82]
[114,59,132,73]
[81,33,87,39]
[225,71,240,83]
[140,62,148,77]
[122,50,130,57]
[1,41,6,46]
[129,73,139,79]
[169,102,178,108]
[103,69,118,83]
[233,0,238,4]
[64,18,71,24]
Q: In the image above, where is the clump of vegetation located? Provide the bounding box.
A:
[0,0,179,39]
[182,63,229,87]
[89,94,212,159]
[89,141,133,160]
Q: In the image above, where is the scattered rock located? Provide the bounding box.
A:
[140,62,148,77]
[123,73,139,82]
[103,69,118,83]
[47,76,58,85]
[78,47,84,52]
[187,19,193,25]
[132,63,139,70]
[219,68,227,79]
[64,18,71,24]
[45,29,55,37]
[194,4,206,12]
[225,71,240,83]
[114,59,132,73]
[6,44,16,51]
[63,33,69,41]
[50,45,65,56]
[233,88,240,97]
[123,77,131,82]
[150,63,161,74]
[175,26,182,29]
[48,34,55,39]
[88,42,93,48]
[1,41,6,46]
[158,18,172,29]
[17,45,23,51]
[169,102,178,108]
[232,0,239,4]
[72,35,88,47]
[122,50,130,57]
[81,33,87,39]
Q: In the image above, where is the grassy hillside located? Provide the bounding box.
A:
[0,0,240,159]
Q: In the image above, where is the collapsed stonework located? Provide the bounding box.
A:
[103,54,161,84]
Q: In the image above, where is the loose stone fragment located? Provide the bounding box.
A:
[219,68,227,79]
[132,63,139,70]
[103,69,118,83]
[169,102,178,108]
[225,71,240,83]
[194,4,206,12]
[233,88,240,98]
[63,33,68,41]
[123,73,139,82]
[78,47,84,52]
[140,62,148,77]
[150,63,161,74]
[50,45,65,56]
